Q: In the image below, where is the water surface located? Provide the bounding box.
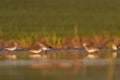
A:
[0,51,119,80]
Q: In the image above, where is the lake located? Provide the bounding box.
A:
[0,51,119,80]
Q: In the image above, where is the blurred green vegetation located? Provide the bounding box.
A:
[0,0,120,46]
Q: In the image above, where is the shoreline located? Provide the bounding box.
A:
[0,35,120,49]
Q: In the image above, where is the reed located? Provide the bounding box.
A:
[0,0,120,49]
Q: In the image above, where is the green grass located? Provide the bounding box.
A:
[0,0,120,46]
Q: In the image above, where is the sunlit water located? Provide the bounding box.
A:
[0,51,119,80]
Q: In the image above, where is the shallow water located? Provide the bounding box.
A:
[0,51,119,80]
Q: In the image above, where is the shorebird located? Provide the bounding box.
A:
[4,42,18,53]
[111,43,120,58]
[112,43,119,51]
[39,42,53,53]
[83,43,99,53]
[29,46,42,54]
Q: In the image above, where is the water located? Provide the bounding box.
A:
[0,50,119,80]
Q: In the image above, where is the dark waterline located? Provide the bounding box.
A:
[0,48,120,54]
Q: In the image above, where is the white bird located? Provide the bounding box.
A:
[4,42,18,52]
[83,43,99,53]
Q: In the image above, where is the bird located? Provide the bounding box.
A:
[83,43,99,53]
[112,43,119,51]
[39,42,53,54]
[4,42,18,53]
[29,45,42,54]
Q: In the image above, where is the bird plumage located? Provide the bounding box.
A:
[83,43,99,53]
[4,42,18,52]
[39,42,53,51]
[29,45,42,54]
[112,43,118,51]
[29,48,42,53]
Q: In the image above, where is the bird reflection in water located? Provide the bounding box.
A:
[29,54,49,60]
[112,52,117,58]
[5,54,17,60]
[85,54,99,59]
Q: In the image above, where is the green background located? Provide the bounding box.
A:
[0,0,120,38]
